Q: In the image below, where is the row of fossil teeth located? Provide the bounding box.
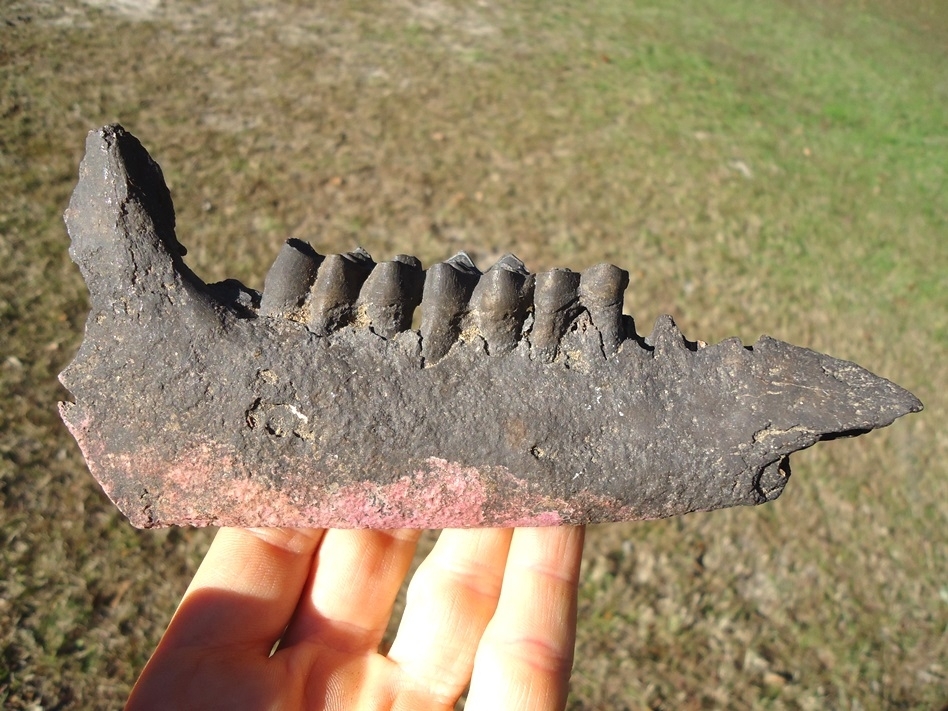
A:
[257,239,631,363]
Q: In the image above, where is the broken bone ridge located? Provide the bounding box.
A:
[58,125,923,529]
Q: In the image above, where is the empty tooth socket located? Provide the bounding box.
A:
[357,255,424,339]
[420,252,482,363]
[259,239,324,318]
[531,269,582,363]
[307,249,376,335]
[469,254,534,355]
[208,279,261,316]
[579,263,630,356]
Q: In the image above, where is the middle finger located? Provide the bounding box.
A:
[387,527,513,705]
[279,528,423,654]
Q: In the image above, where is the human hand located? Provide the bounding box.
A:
[126,525,586,710]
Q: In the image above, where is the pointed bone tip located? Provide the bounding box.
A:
[86,123,129,150]
[647,314,686,351]
[83,125,163,190]
[821,357,924,423]
[76,125,145,193]
[68,124,184,266]
[908,394,924,413]
[752,336,923,427]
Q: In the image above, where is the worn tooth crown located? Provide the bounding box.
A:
[307,248,376,335]
[356,256,424,339]
[254,242,634,364]
[259,238,324,319]
[531,269,583,363]
[579,263,630,356]
[58,125,924,530]
[469,255,535,355]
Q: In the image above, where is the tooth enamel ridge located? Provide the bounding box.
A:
[58,125,923,529]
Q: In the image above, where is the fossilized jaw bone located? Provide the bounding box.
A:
[58,125,923,529]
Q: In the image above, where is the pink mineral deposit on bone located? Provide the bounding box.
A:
[62,405,656,527]
[61,406,567,527]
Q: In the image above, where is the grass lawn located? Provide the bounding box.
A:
[1,0,945,708]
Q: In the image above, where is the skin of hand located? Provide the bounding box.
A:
[125,525,586,711]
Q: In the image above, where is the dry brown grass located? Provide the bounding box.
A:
[1,0,945,708]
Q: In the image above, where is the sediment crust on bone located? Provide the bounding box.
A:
[58,125,923,529]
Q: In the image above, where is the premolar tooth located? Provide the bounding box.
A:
[469,253,534,355]
[307,248,375,335]
[357,255,424,339]
[579,263,630,356]
[420,251,482,363]
[259,239,324,318]
[531,268,582,362]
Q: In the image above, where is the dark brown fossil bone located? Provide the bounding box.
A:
[58,125,923,529]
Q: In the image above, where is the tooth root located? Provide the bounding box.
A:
[307,248,376,335]
[579,263,630,356]
[420,252,482,363]
[648,314,688,355]
[469,254,534,355]
[531,269,582,362]
[357,255,424,339]
[259,239,324,318]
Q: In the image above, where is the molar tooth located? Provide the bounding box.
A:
[259,239,324,318]
[357,255,424,339]
[469,253,534,355]
[420,251,482,363]
[531,268,582,363]
[579,263,630,356]
[307,248,375,335]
